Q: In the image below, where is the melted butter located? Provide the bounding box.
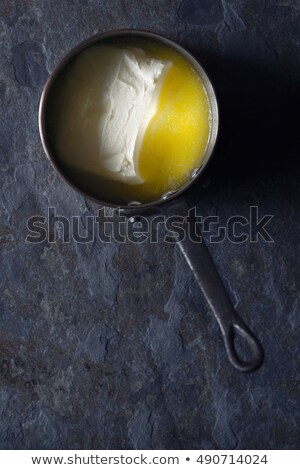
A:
[137,44,210,199]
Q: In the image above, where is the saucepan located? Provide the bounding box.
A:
[39,30,264,372]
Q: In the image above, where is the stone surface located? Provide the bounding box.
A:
[0,0,299,450]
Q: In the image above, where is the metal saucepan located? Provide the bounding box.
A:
[39,30,264,372]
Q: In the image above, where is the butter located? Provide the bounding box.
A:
[50,39,211,204]
[99,47,171,183]
[55,45,171,184]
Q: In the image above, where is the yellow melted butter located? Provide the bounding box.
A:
[48,39,211,204]
[138,46,211,198]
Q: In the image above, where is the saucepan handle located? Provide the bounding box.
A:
[164,198,264,372]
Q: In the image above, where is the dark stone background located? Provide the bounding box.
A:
[0,0,299,450]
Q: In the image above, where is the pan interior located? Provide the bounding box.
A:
[42,32,218,208]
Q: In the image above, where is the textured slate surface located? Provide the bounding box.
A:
[0,0,299,450]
